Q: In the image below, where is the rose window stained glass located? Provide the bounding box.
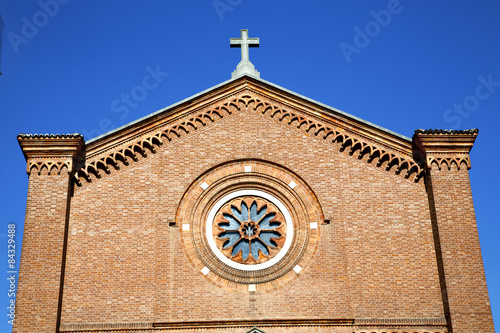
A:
[212,196,287,265]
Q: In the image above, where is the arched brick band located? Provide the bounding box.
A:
[74,89,424,186]
[176,159,323,292]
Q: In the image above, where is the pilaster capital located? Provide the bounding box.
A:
[413,129,478,170]
[18,133,84,175]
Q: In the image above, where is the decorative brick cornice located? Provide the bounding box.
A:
[18,133,84,175]
[413,129,478,170]
[250,93,424,182]
[59,318,446,332]
[74,89,425,185]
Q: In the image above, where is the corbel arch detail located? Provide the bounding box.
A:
[249,97,424,182]
[75,92,425,185]
[27,159,72,175]
[426,155,471,170]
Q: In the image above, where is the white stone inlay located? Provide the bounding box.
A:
[201,267,210,275]
[182,224,190,231]
[200,182,209,190]
[293,265,302,274]
[244,166,252,172]
[310,222,318,229]
[248,284,256,292]
[289,181,297,189]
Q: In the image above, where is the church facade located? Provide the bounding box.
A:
[14,31,494,333]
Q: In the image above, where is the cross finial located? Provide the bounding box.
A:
[230,29,260,79]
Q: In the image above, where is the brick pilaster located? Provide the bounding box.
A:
[14,134,84,333]
[414,129,494,333]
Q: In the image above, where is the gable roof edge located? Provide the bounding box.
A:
[85,75,411,146]
[85,77,239,145]
[255,77,411,142]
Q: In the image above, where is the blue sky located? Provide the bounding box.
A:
[0,0,499,331]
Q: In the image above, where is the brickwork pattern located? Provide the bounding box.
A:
[74,86,424,187]
[426,166,494,332]
[58,326,448,333]
[176,160,322,290]
[414,130,494,332]
[15,81,493,332]
[61,109,443,329]
[58,317,448,332]
[13,170,71,333]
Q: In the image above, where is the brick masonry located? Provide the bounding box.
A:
[15,135,82,333]
[415,130,494,332]
[15,77,493,333]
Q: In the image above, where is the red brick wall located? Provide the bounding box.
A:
[427,165,494,333]
[13,170,71,333]
[61,110,444,329]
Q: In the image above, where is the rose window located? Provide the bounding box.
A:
[212,196,287,265]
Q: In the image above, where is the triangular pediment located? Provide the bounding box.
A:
[75,75,424,185]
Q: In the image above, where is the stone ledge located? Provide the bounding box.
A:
[18,133,84,175]
[59,318,447,332]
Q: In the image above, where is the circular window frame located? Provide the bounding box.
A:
[206,189,294,271]
[176,160,324,292]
